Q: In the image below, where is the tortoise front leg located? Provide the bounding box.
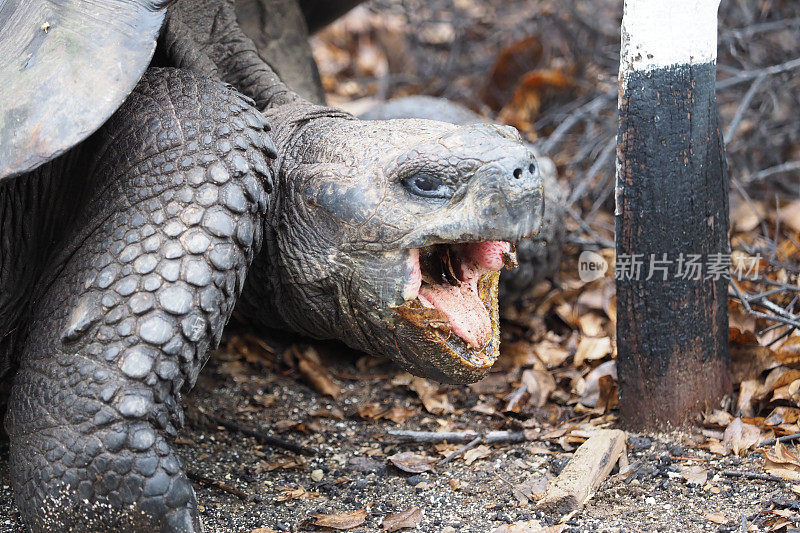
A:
[5,68,272,532]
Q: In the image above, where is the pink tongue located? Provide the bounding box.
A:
[461,241,510,271]
[417,241,509,347]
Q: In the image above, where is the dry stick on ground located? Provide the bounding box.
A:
[721,470,787,483]
[503,383,528,412]
[536,429,627,520]
[186,469,250,501]
[437,436,484,466]
[199,409,317,456]
[758,432,800,447]
[388,429,528,444]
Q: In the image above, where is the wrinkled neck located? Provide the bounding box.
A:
[165,0,308,111]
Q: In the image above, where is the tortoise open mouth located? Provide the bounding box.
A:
[393,241,517,376]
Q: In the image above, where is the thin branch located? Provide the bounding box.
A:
[540,91,615,154]
[724,74,766,144]
[747,160,800,183]
[186,469,250,501]
[201,411,316,456]
[437,436,484,466]
[566,205,615,249]
[567,136,616,207]
[758,432,800,448]
[720,470,787,483]
[717,57,800,90]
[388,429,527,444]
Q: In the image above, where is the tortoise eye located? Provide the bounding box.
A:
[402,173,451,199]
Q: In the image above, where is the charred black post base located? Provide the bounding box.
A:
[616,62,731,429]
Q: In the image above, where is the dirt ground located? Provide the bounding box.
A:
[0,340,795,533]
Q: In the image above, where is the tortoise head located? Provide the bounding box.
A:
[262,113,543,383]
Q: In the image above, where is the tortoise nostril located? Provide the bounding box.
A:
[513,168,523,179]
[528,163,536,174]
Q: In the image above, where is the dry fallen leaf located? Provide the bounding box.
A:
[521,368,556,408]
[297,348,341,398]
[273,419,301,433]
[471,402,497,416]
[481,35,544,111]
[534,340,571,368]
[776,335,800,364]
[276,485,321,502]
[498,69,575,131]
[723,418,762,455]
[763,442,800,482]
[463,444,492,465]
[262,455,307,472]
[766,367,800,394]
[578,360,617,408]
[358,403,416,424]
[383,406,416,424]
[492,521,565,533]
[388,451,436,473]
[679,465,708,486]
[312,509,367,530]
[704,512,727,525]
[409,377,454,414]
[573,336,613,367]
[512,474,551,505]
[704,409,734,428]
[358,403,386,420]
[382,506,423,531]
[578,312,606,337]
[737,379,762,418]
[596,375,619,413]
[764,406,800,426]
[781,199,800,233]
[731,200,766,232]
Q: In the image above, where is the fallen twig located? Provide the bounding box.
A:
[721,470,787,483]
[540,91,615,154]
[503,384,528,413]
[201,410,316,456]
[437,436,484,466]
[186,469,250,501]
[758,432,800,448]
[567,136,616,207]
[565,205,614,249]
[388,429,527,444]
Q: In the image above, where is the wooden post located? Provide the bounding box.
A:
[615,0,731,429]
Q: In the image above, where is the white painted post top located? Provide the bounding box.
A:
[620,0,721,73]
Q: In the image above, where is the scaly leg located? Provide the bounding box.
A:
[6,68,273,532]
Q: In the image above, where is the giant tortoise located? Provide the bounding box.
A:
[0,0,548,529]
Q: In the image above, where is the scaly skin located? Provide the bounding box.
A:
[172,0,544,382]
[361,95,567,304]
[0,0,544,529]
[237,106,542,382]
[5,69,272,531]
